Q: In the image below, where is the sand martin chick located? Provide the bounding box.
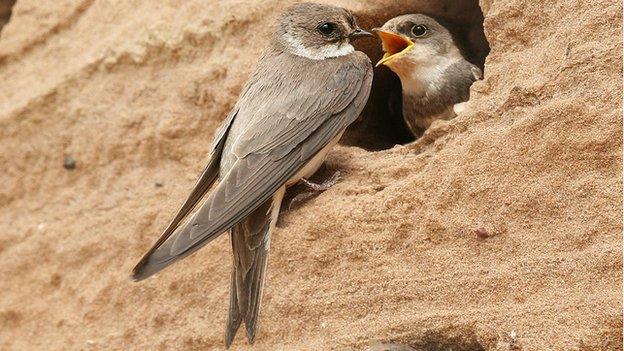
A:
[374,14,482,135]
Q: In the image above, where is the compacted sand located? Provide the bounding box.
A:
[0,0,621,350]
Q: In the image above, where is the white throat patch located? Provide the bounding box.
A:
[394,56,460,96]
[388,45,464,96]
[284,34,354,60]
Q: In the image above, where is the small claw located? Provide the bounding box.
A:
[288,171,342,210]
[300,171,341,192]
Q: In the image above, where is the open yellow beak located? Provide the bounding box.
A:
[373,29,414,67]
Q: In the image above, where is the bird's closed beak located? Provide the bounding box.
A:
[349,28,374,39]
[372,28,414,67]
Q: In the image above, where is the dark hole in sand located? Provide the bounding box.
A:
[0,0,16,34]
[343,0,490,151]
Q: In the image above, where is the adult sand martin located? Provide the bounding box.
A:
[374,14,482,136]
[132,2,373,347]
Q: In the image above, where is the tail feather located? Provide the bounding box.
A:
[225,268,243,348]
[225,188,283,347]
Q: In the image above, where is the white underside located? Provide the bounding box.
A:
[406,58,459,96]
[265,131,343,246]
[453,101,468,115]
[387,45,462,97]
[287,131,344,186]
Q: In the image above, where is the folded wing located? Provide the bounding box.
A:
[132,52,373,281]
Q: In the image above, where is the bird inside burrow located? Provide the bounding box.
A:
[342,4,489,150]
[374,13,483,137]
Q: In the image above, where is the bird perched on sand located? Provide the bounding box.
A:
[131,2,373,347]
[374,14,482,136]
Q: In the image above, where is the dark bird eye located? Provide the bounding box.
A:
[411,24,428,37]
[317,22,337,36]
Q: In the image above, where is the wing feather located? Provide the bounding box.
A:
[131,108,237,280]
[132,52,373,281]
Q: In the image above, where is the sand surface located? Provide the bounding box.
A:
[0,0,622,350]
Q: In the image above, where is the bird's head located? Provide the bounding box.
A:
[275,2,372,60]
[373,14,457,71]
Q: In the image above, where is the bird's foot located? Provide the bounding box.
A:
[288,171,342,210]
[300,170,341,192]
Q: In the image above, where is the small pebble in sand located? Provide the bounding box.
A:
[475,227,490,239]
[63,156,76,170]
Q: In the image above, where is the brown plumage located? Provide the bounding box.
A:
[375,14,482,135]
[131,2,373,347]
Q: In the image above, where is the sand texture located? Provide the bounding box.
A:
[0,0,621,350]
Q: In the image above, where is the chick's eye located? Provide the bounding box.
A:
[317,22,336,36]
[411,24,428,37]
